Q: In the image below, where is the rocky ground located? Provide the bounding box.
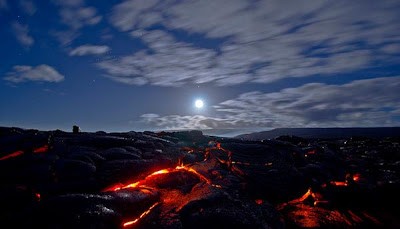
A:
[0,127,399,228]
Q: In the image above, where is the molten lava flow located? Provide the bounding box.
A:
[279,189,360,227]
[181,146,197,154]
[33,145,49,153]
[0,145,50,161]
[0,150,24,160]
[35,193,41,201]
[255,199,263,204]
[122,202,159,227]
[279,188,328,209]
[103,165,214,192]
[352,173,361,182]
[156,131,166,136]
[289,188,312,204]
[304,149,316,158]
[328,173,363,187]
[330,181,348,186]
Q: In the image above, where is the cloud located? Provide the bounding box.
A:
[69,45,110,56]
[50,30,80,46]
[59,6,102,29]
[98,30,217,86]
[20,0,36,15]
[52,0,83,7]
[0,0,8,10]
[12,22,34,47]
[381,43,400,54]
[141,76,400,129]
[4,65,65,83]
[52,0,101,45]
[103,0,400,86]
[140,114,244,130]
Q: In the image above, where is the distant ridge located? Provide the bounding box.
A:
[234,127,400,140]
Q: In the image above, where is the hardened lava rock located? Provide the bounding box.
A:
[0,127,399,228]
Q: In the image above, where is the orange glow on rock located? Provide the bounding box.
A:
[347,210,363,223]
[286,204,353,227]
[122,202,159,227]
[35,193,41,201]
[16,186,27,190]
[0,150,24,160]
[362,212,382,225]
[255,199,263,204]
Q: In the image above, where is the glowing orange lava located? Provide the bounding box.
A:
[289,188,312,204]
[278,187,328,210]
[330,181,348,186]
[0,145,50,161]
[103,165,213,192]
[33,145,49,153]
[0,150,24,160]
[122,202,159,227]
[352,173,361,182]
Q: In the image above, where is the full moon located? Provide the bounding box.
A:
[195,99,204,108]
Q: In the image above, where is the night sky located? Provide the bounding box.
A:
[1,0,400,136]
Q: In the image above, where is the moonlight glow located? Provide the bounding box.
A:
[195,99,204,108]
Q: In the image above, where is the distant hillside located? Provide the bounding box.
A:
[235,127,400,140]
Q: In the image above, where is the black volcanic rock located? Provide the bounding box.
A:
[55,159,96,181]
[102,147,142,160]
[21,188,160,229]
[0,127,399,228]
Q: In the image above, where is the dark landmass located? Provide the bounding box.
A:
[235,127,400,140]
[0,126,399,228]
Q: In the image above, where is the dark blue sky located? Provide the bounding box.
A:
[1,0,400,136]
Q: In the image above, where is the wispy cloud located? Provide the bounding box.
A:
[52,0,84,7]
[12,22,34,47]
[52,0,102,45]
[19,0,36,15]
[4,65,65,83]
[59,6,101,29]
[50,30,80,46]
[140,114,243,130]
[101,0,400,86]
[69,44,110,56]
[98,30,217,86]
[381,43,400,54]
[0,0,8,10]
[141,76,400,129]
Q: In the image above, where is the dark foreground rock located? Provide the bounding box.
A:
[0,127,399,228]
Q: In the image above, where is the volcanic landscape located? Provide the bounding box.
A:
[1,127,399,228]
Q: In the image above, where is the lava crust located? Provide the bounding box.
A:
[0,127,399,228]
